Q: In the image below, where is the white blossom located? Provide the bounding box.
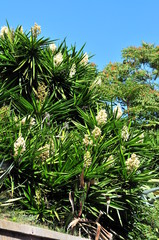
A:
[53,52,63,66]
[31,23,41,37]
[69,63,76,78]
[84,151,92,168]
[121,125,129,141]
[80,53,89,65]
[49,43,56,53]
[96,109,107,126]
[92,126,102,139]
[38,140,54,161]
[38,144,50,161]
[36,82,48,103]
[14,135,26,157]
[126,153,140,173]
[113,104,122,119]
[83,134,93,146]
[0,105,10,119]
[0,26,8,37]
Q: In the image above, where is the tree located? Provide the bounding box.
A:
[98,42,159,125]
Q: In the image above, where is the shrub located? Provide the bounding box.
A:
[0,23,159,240]
[128,201,159,239]
[0,22,98,122]
[0,102,157,239]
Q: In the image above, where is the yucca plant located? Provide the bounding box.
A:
[1,22,158,240]
[0,23,98,122]
[67,106,158,238]
[1,103,157,239]
[0,107,21,207]
[0,23,51,100]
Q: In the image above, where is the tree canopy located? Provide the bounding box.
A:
[99,42,159,125]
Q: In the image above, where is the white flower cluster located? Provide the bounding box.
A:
[82,112,103,168]
[126,153,140,173]
[37,82,48,103]
[38,140,54,161]
[31,23,41,37]
[38,144,50,161]
[83,134,93,146]
[121,125,129,141]
[113,104,122,119]
[84,151,92,168]
[53,52,63,66]
[49,43,56,53]
[0,105,10,119]
[96,109,107,126]
[92,126,101,140]
[69,63,76,78]
[0,26,8,37]
[14,135,26,157]
[80,53,89,65]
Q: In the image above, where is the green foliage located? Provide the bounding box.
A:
[71,107,158,237]
[98,42,159,124]
[0,23,159,239]
[0,101,157,238]
[0,23,98,122]
[128,201,159,239]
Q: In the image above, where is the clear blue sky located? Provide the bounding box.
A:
[1,0,159,70]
